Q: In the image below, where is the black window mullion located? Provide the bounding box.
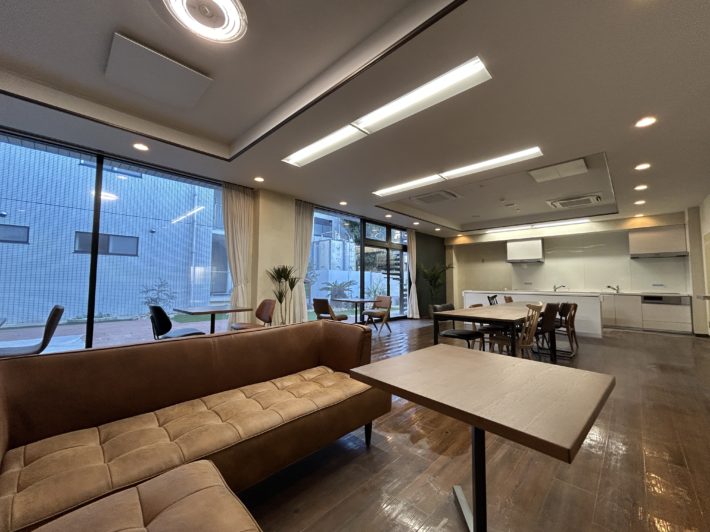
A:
[85,155,104,349]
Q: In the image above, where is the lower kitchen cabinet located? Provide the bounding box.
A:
[614,295,643,328]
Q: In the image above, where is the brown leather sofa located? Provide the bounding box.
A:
[0,320,390,531]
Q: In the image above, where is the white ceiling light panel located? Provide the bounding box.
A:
[373,146,543,197]
[352,57,491,134]
[283,57,492,167]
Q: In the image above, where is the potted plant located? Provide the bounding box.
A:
[266,265,301,324]
[419,263,453,318]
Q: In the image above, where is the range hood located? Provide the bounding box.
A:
[506,239,544,263]
[629,225,688,258]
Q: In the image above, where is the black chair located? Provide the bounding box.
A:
[433,303,485,349]
[534,302,560,362]
[148,305,205,340]
[487,295,499,305]
[0,306,64,357]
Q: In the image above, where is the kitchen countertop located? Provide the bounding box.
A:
[462,289,689,297]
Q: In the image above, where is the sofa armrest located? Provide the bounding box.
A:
[318,321,372,372]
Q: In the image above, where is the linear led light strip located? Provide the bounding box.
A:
[484,218,590,234]
[282,57,492,167]
[373,146,544,197]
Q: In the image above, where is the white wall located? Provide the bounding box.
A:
[452,231,690,297]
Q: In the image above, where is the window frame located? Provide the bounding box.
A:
[0,224,30,244]
[74,231,139,257]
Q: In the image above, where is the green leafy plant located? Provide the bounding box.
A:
[140,279,176,309]
[320,279,356,301]
[266,265,301,324]
[419,264,452,308]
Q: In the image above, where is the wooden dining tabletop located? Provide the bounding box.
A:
[434,301,543,323]
[173,305,252,315]
[351,343,614,463]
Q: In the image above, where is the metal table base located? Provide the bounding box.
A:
[453,426,487,531]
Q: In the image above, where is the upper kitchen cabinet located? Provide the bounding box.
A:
[506,239,544,263]
[629,225,688,258]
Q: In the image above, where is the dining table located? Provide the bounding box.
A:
[173,305,253,334]
[433,302,544,358]
[351,344,614,531]
[331,297,377,324]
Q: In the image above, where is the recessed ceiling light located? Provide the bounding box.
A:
[385,214,392,218]
[373,175,444,197]
[162,0,248,43]
[283,57,492,166]
[634,116,657,128]
[253,176,264,182]
[634,184,648,191]
[634,213,645,218]
[413,222,420,226]
[634,163,651,171]
[434,228,441,231]
[339,201,348,206]
[133,142,149,151]
[634,200,646,205]
[373,147,543,197]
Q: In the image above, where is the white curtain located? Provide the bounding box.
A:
[223,183,254,325]
[293,200,314,323]
[407,229,420,318]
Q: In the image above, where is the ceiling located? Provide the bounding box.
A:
[1,0,709,237]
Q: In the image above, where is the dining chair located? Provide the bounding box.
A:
[433,304,484,349]
[148,305,206,340]
[489,304,543,357]
[231,299,276,331]
[487,295,499,305]
[535,302,560,353]
[504,295,514,303]
[312,298,348,321]
[0,306,64,357]
[363,295,392,334]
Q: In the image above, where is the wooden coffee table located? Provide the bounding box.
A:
[351,344,614,531]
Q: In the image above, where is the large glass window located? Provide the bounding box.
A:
[307,210,361,319]
[307,210,408,320]
[92,160,230,347]
[0,135,95,353]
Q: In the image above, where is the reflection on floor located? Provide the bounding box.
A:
[240,319,710,531]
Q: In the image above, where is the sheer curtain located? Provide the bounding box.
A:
[293,200,314,322]
[407,229,420,318]
[223,183,255,325]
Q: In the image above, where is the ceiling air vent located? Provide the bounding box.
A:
[529,158,588,183]
[414,190,460,204]
[547,194,602,209]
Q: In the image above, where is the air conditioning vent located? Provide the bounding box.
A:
[529,158,588,183]
[547,194,602,209]
[414,190,460,204]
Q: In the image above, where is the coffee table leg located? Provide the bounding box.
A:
[210,314,216,334]
[453,426,487,532]
[433,316,440,345]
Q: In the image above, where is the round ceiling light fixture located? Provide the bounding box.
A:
[162,0,248,43]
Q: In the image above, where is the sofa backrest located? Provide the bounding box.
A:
[0,320,371,451]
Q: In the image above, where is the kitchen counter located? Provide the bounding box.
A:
[462,289,689,297]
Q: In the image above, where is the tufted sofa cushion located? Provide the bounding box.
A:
[0,366,368,532]
[35,460,261,532]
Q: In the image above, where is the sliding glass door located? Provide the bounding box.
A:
[363,222,408,318]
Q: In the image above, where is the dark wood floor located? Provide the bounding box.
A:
[240,320,710,531]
